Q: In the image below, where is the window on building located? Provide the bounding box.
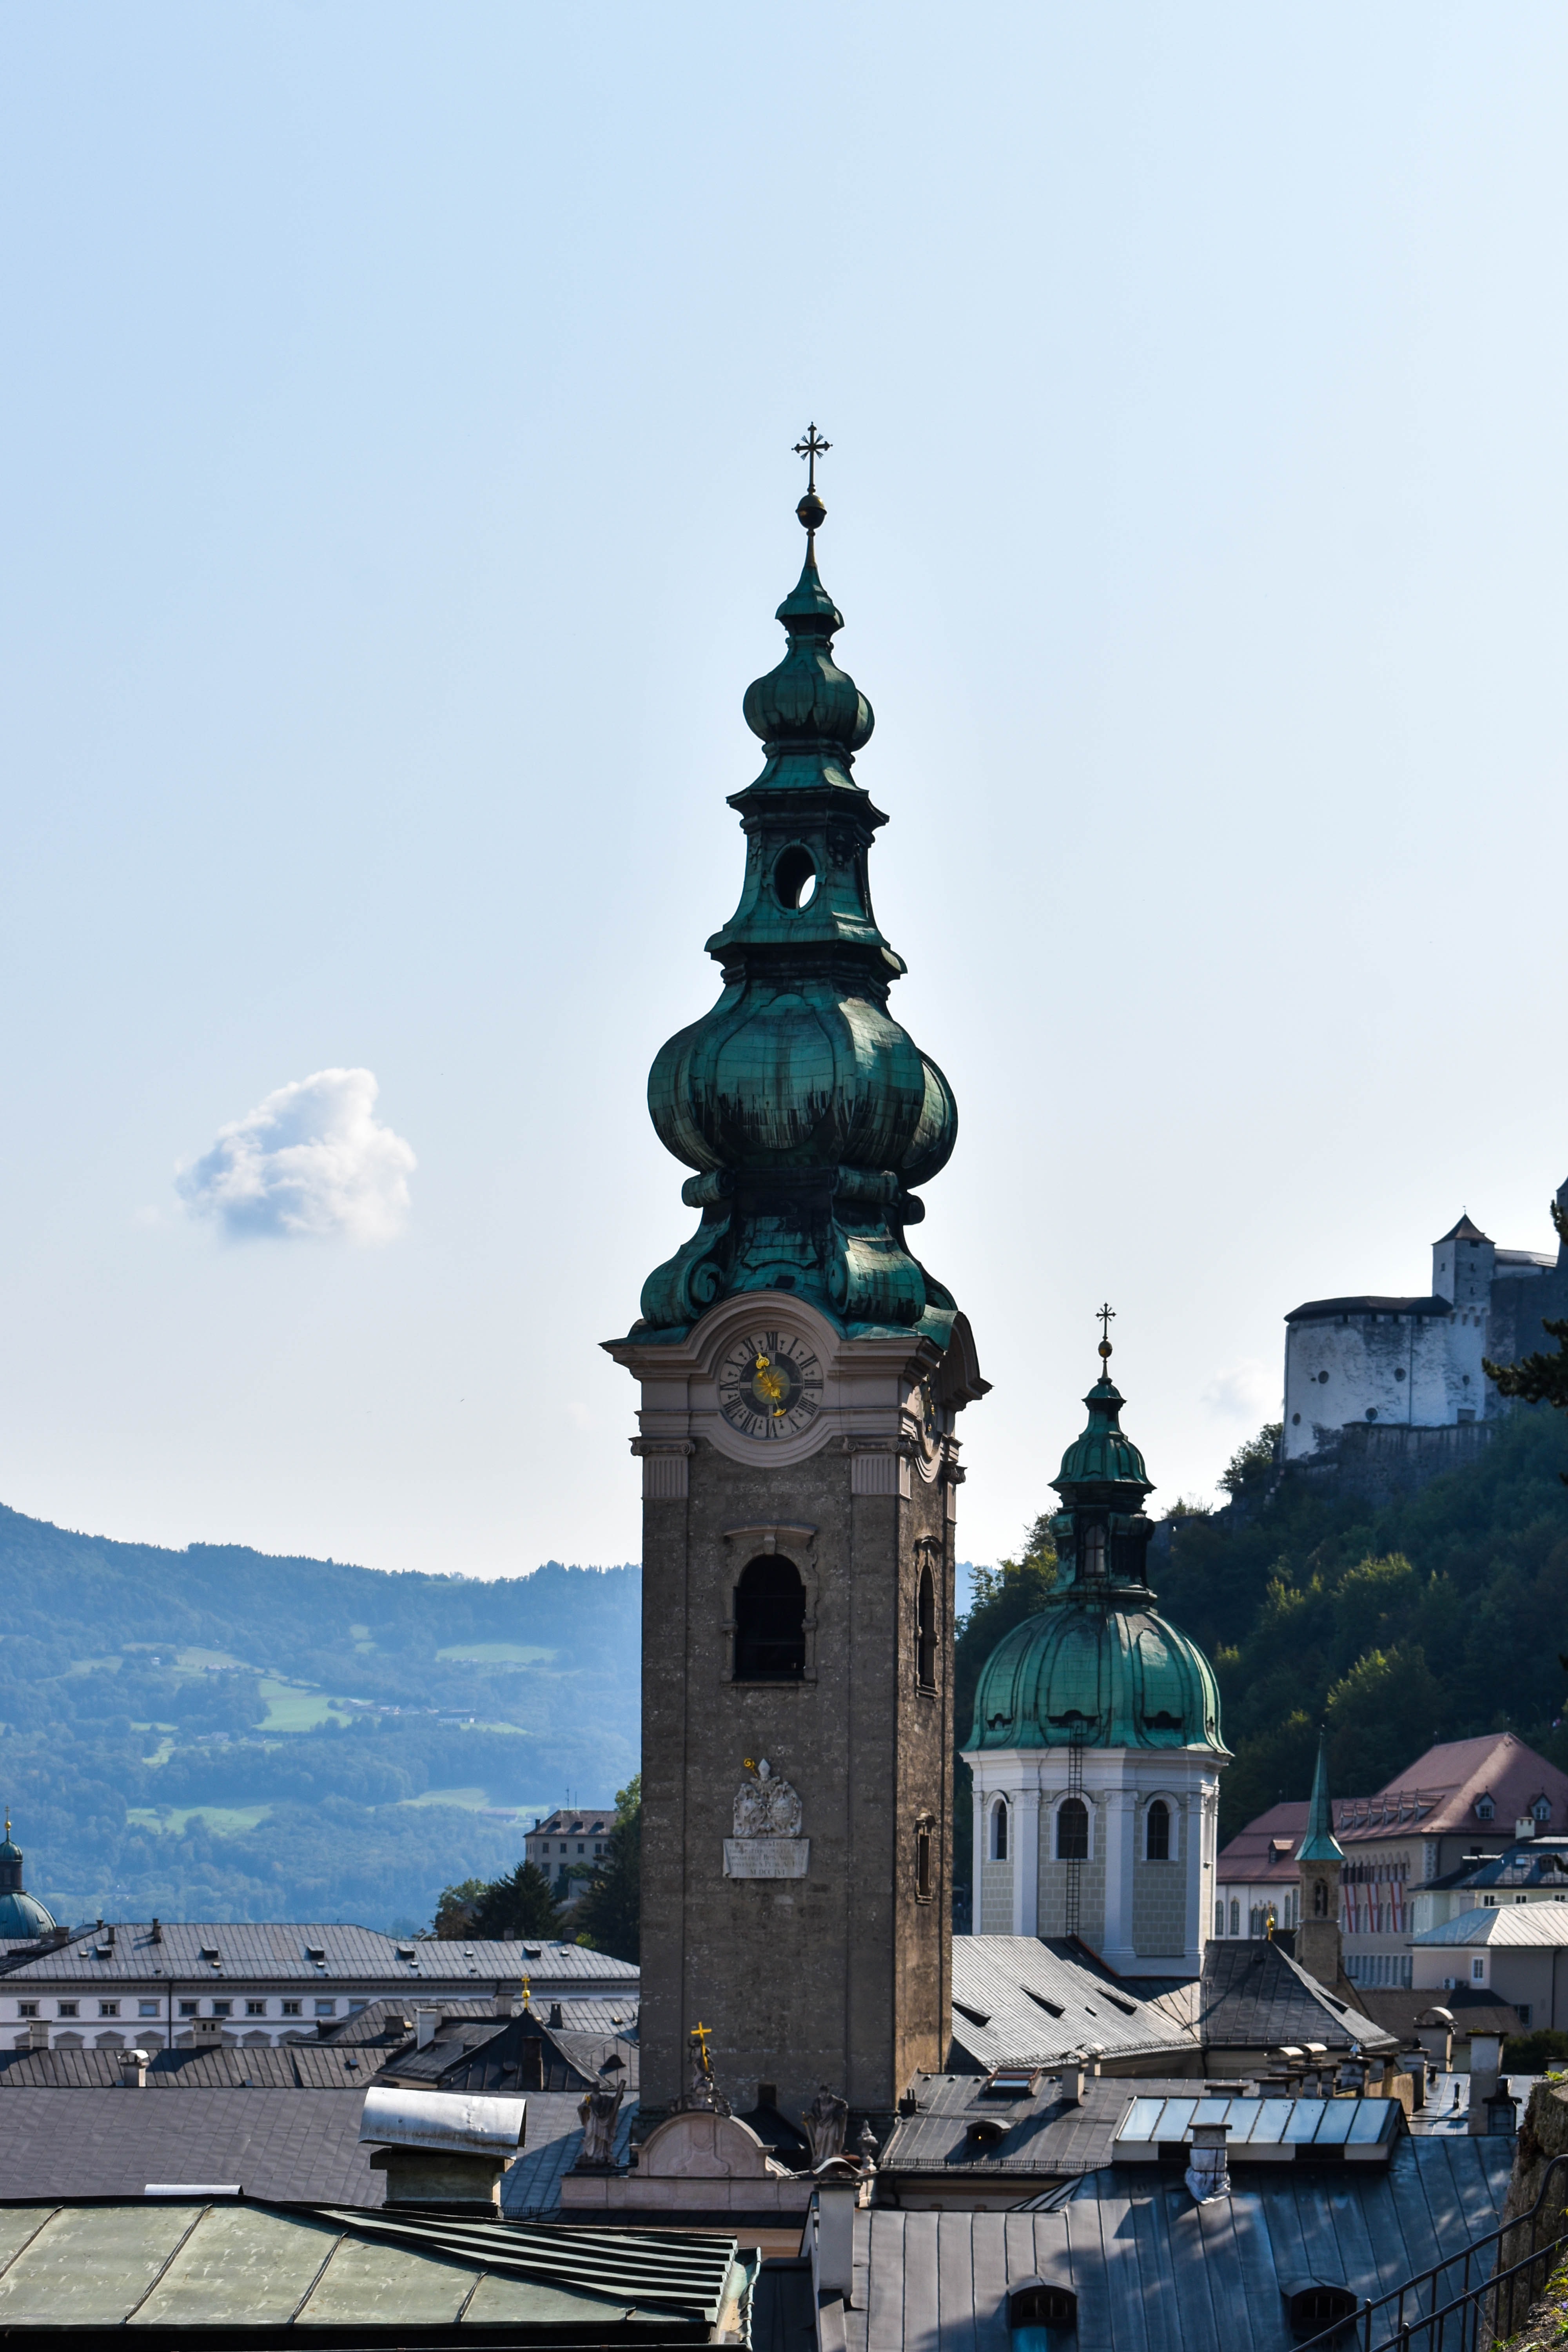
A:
[97,2002,118,2018]
[56,2003,78,2019]
[1535,1798,1553,1824]
[1146,1800,1171,1862]
[1472,1959,1486,1981]
[1229,1900,1240,1937]
[1476,1796,1495,1820]
[1518,2004,1534,2027]
[559,1842,567,1853]
[991,1800,1009,1862]
[314,1999,336,2016]
[916,1822,933,1902]
[178,2001,198,2017]
[138,2001,158,2018]
[1249,1906,1264,1937]
[1082,1524,1107,1579]
[733,1555,806,1679]
[1056,1798,1088,1861]
[916,1563,938,1691]
[281,2001,301,2017]
[1214,1900,1224,1937]
[577,1843,585,1853]
[246,2001,267,2017]
[211,2001,231,2017]
[17,2004,36,2019]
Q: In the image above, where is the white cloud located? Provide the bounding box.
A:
[178,1068,416,1245]
[1200,1359,1278,1423]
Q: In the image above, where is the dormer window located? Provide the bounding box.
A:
[1475,1797,1495,1822]
[1534,1798,1552,1824]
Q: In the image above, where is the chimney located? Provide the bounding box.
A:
[192,2018,225,2047]
[548,2002,564,2029]
[120,2049,149,2089]
[415,2008,440,2050]
[149,1918,163,1945]
[25,2020,50,2053]
[813,2181,858,2305]
[1186,2122,1230,2203]
[1468,2032,1504,2135]
[492,1981,521,2019]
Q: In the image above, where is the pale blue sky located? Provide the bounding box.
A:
[3,3,1567,1579]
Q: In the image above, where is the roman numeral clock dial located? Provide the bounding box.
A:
[718,1332,823,1441]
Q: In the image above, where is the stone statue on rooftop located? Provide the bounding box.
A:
[575,2072,625,2169]
[802,2082,849,2165]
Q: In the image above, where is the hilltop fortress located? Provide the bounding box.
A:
[1281,1177,1568,1488]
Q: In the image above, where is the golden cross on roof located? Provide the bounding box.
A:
[793,423,830,495]
[521,1974,531,2007]
[690,2020,714,2074]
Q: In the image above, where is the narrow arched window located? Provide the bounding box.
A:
[991,1799,1009,1861]
[1229,1898,1240,1936]
[916,1564,937,1692]
[1214,1900,1224,1938]
[1056,1798,1088,1860]
[733,1556,806,1680]
[1146,1799,1170,1861]
[915,1821,933,1901]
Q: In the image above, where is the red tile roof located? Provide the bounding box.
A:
[1218,1735,1568,1882]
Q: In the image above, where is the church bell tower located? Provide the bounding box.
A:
[605,436,986,2129]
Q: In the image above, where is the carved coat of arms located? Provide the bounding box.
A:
[724,1759,809,1877]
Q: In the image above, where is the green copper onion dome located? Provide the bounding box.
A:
[629,435,962,1348]
[0,1815,56,1941]
[966,1339,1228,1756]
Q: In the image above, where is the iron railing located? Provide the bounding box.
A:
[1296,2148,1568,2352]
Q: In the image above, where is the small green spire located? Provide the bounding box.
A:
[1297,1730,1345,1862]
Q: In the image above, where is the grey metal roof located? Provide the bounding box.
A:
[950,1938,1198,2072]
[880,2074,1209,2182]
[373,2010,639,2098]
[844,2135,1515,2352]
[500,2093,639,2220]
[0,2088,381,2201]
[0,2044,374,2088]
[0,2198,742,2336]
[749,2258,815,2352]
[1285,1294,1452,1322]
[0,1922,637,1989]
[1198,1938,1397,2052]
[319,1996,498,2045]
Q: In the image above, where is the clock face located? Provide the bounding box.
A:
[718,1330,823,1441]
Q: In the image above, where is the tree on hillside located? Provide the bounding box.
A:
[1486,1202,1568,1446]
[430,1877,490,1938]
[430,1860,564,1940]
[1218,1423,1283,1504]
[572,1776,640,1964]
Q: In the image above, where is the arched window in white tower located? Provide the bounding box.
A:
[990,1799,1009,1861]
[1145,1799,1171,1861]
[1056,1798,1089,1860]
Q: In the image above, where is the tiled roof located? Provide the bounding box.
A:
[0,2087,379,2201]
[949,1940,1196,2073]
[1217,1735,1568,1878]
[1197,1938,1396,2051]
[0,1923,637,1988]
[841,2138,1515,2352]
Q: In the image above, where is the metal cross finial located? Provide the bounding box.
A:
[690,2020,715,2076]
[793,423,831,494]
[1096,1302,1116,1365]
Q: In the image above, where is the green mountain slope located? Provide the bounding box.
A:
[1153,1404,1568,1839]
[0,1505,639,1929]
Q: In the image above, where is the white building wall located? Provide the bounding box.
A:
[968,1746,1221,1975]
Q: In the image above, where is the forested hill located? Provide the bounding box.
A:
[1154,1403,1568,1839]
[0,1505,639,1931]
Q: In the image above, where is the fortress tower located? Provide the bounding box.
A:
[605,441,986,2128]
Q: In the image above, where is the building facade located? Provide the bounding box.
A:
[523,1811,615,1905]
[0,1924,637,2050]
[606,459,986,2131]
[1215,1733,1568,1989]
[1282,1205,1561,1464]
[963,1352,1229,1976]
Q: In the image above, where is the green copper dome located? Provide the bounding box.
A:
[628,450,961,1348]
[0,1817,55,1942]
[965,1352,1229,1757]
